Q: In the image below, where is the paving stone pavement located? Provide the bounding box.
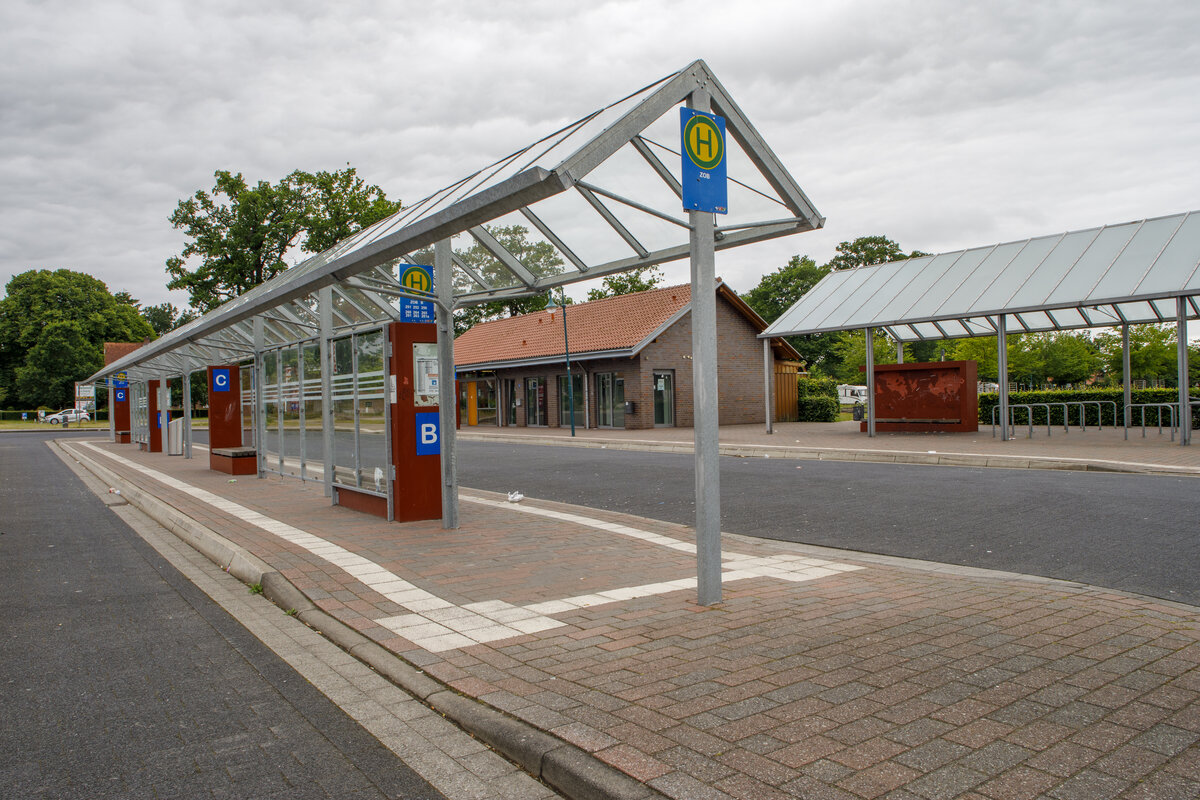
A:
[63,438,1200,800]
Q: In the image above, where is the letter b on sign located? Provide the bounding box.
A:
[415,412,440,456]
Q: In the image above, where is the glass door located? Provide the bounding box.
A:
[597,372,624,428]
[502,379,517,425]
[653,370,674,427]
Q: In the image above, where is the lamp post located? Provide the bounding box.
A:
[546,289,575,436]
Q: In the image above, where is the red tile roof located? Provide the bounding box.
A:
[104,341,144,365]
[454,283,693,368]
[453,281,799,368]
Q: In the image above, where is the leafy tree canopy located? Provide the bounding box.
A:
[0,269,153,408]
[586,266,664,301]
[451,224,565,335]
[142,302,198,336]
[825,235,928,271]
[1093,324,1178,383]
[166,166,401,312]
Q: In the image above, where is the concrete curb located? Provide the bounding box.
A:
[459,431,1200,476]
[56,440,667,800]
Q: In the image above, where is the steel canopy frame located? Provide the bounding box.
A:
[760,210,1199,445]
[90,59,822,385]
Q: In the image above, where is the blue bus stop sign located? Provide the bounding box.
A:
[680,108,728,215]
[415,412,440,456]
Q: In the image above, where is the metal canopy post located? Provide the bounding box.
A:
[896,340,904,365]
[1122,324,1132,428]
[182,359,193,459]
[1178,297,1191,446]
[253,317,266,477]
[998,315,1010,442]
[689,87,722,608]
[865,327,876,438]
[436,239,460,529]
[763,338,773,435]
[319,287,335,497]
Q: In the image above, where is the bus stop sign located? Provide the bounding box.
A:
[680,108,728,214]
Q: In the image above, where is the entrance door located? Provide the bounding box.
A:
[597,372,624,428]
[466,381,478,426]
[502,378,517,425]
[653,370,674,427]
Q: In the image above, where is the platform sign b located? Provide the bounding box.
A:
[680,107,728,215]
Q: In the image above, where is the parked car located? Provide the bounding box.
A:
[46,408,90,425]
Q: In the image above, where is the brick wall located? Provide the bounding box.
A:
[457,294,776,430]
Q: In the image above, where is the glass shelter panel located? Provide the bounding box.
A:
[332,337,356,488]
[280,346,301,478]
[261,351,281,472]
[355,331,387,493]
[239,363,255,449]
[301,342,322,481]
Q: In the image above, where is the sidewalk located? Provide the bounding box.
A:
[63,438,1200,800]
[459,420,1200,476]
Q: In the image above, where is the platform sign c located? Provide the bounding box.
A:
[680,108,728,215]
[114,388,127,403]
[212,368,231,392]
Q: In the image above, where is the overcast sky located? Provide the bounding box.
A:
[2,0,1198,310]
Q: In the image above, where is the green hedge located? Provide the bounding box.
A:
[797,395,840,422]
[978,388,1199,428]
[797,377,837,399]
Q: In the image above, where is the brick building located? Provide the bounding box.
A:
[453,282,799,430]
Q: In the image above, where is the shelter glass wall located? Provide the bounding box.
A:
[239,363,255,449]
[301,342,322,480]
[329,328,389,495]
[261,351,281,472]
[132,383,148,445]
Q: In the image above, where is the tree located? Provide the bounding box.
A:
[0,269,153,408]
[742,255,843,374]
[141,303,197,336]
[294,166,402,254]
[586,266,664,301]
[14,321,102,408]
[830,329,897,383]
[1038,333,1100,386]
[166,167,401,312]
[825,235,928,271]
[1094,324,1178,383]
[452,224,565,335]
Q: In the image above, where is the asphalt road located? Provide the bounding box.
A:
[457,440,1200,608]
[0,431,446,800]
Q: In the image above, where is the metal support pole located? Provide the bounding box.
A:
[253,317,266,477]
[319,287,335,497]
[896,340,904,365]
[1178,297,1191,446]
[108,384,115,442]
[865,328,876,438]
[183,360,193,459]
[159,381,170,447]
[763,338,773,435]
[998,315,1010,442]
[1122,324,1132,427]
[689,87,722,607]
[436,239,460,529]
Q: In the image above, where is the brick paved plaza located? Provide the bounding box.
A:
[66,437,1200,799]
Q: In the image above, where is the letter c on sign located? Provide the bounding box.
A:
[213,368,231,392]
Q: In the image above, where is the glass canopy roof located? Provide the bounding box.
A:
[93,59,824,384]
[763,211,1200,343]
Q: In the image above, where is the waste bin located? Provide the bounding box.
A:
[852,403,864,422]
[167,417,184,455]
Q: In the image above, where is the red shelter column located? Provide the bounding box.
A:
[389,321,442,522]
[112,379,131,444]
[207,366,254,474]
[147,380,163,452]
